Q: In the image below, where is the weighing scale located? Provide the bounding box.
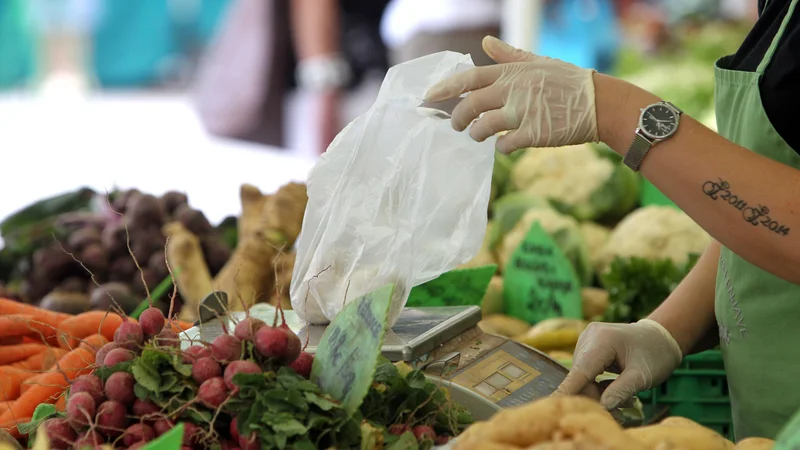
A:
[182,294,640,426]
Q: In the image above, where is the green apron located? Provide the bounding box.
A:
[714,0,800,440]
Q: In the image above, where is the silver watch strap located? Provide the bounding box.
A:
[623,133,653,172]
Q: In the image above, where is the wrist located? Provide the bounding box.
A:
[592,73,661,155]
[637,318,685,363]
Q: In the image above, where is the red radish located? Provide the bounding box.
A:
[183,421,201,445]
[221,440,240,450]
[95,342,117,366]
[66,392,96,430]
[239,433,260,450]
[156,328,180,347]
[73,430,103,449]
[154,418,173,436]
[123,423,156,446]
[254,327,288,360]
[234,317,265,342]
[132,399,161,418]
[105,371,136,405]
[229,417,241,442]
[198,376,229,408]
[103,348,135,367]
[182,345,211,363]
[114,321,144,351]
[211,334,242,362]
[70,374,104,405]
[96,400,127,437]
[288,352,314,379]
[42,418,76,449]
[388,424,409,436]
[279,324,302,362]
[412,425,435,441]
[192,357,223,384]
[435,435,451,445]
[139,307,166,336]
[223,360,262,391]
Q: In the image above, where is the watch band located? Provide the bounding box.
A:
[623,133,653,172]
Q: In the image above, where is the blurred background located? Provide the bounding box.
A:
[0,0,756,225]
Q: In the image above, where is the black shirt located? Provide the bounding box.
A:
[728,0,800,154]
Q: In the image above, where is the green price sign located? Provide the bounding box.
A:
[407,264,497,308]
[311,284,394,415]
[502,222,582,323]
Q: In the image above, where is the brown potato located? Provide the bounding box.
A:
[735,437,774,449]
[625,422,734,450]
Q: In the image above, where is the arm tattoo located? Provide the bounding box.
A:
[702,178,790,236]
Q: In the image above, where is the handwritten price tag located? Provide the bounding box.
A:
[406,265,497,308]
[311,284,394,415]
[503,222,582,324]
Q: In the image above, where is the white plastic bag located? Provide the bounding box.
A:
[290,51,496,326]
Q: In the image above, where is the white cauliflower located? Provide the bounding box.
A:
[460,222,497,269]
[579,221,612,272]
[498,207,592,285]
[509,144,640,221]
[599,206,712,273]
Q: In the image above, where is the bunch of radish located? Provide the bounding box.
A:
[42,307,314,450]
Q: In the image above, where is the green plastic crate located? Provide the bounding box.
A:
[638,350,733,439]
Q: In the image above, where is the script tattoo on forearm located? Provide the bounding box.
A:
[702,178,790,236]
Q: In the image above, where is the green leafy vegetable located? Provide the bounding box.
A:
[601,255,700,323]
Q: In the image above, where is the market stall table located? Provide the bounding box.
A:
[0,92,317,228]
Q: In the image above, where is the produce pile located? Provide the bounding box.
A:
[451,394,775,449]
[0,295,473,450]
[469,142,711,359]
[0,182,308,322]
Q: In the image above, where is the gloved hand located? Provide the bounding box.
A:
[424,36,599,154]
[555,319,684,410]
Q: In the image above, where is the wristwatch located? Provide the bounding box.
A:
[623,101,683,171]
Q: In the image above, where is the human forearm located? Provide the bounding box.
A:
[594,73,800,284]
[290,0,340,59]
[647,241,720,356]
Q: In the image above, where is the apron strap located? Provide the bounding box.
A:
[757,0,800,74]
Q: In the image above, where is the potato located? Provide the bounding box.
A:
[457,395,610,449]
[90,282,139,314]
[131,268,161,296]
[102,221,129,256]
[81,243,110,275]
[0,430,23,450]
[557,413,646,450]
[625,422,734,450]
[108,257,137,282]
[479,314,531,338]
[40,291,91,315]
[580,287,609,320]
[174,205,213,236]
[67,227,102,251]
[481,276,504,318]
[58,276,88,293]
[735,437,774,449]
[111,189,141,214]
[202,237,232,275]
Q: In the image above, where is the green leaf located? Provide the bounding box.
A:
[142,422,184,450]
[132,359,162,393]
[17,403,59,436]
[405,370,426,390]
[304,392,339,411]
[94,360,134,381]
[386,431,419,450]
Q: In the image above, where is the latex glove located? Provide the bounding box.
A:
[555,319,683,410]
[424,36,599,154]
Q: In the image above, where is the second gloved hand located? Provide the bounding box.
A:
[424,36,599,154]
[555,319,684,410]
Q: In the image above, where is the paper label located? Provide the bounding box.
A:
[503,222,582,323]
[406,264,497,307]
[311,284,394,415]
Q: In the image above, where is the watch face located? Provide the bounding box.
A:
[641,104,678,139]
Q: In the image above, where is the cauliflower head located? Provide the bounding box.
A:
[579,221,612,272]
[498,206,593,285]
[509,144,640,221]
[598,206,712,273]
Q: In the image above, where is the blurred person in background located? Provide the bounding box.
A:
[194,0,390,154]
[381,0,502,66]
[0,0,36,90]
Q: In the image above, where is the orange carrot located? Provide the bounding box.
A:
[0,401,11,415]
[9,347,68,371]
[0,343,46,365]
[0,299,70,325]
[169,320,195,333]
[0,415,31,439]
[19,347,94,396]
[78,333,109,352]
[57,311,124,349]
[0,336,22,345]
[0,368,35,401]
[0,314,38,338]
[54,393,66,412]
